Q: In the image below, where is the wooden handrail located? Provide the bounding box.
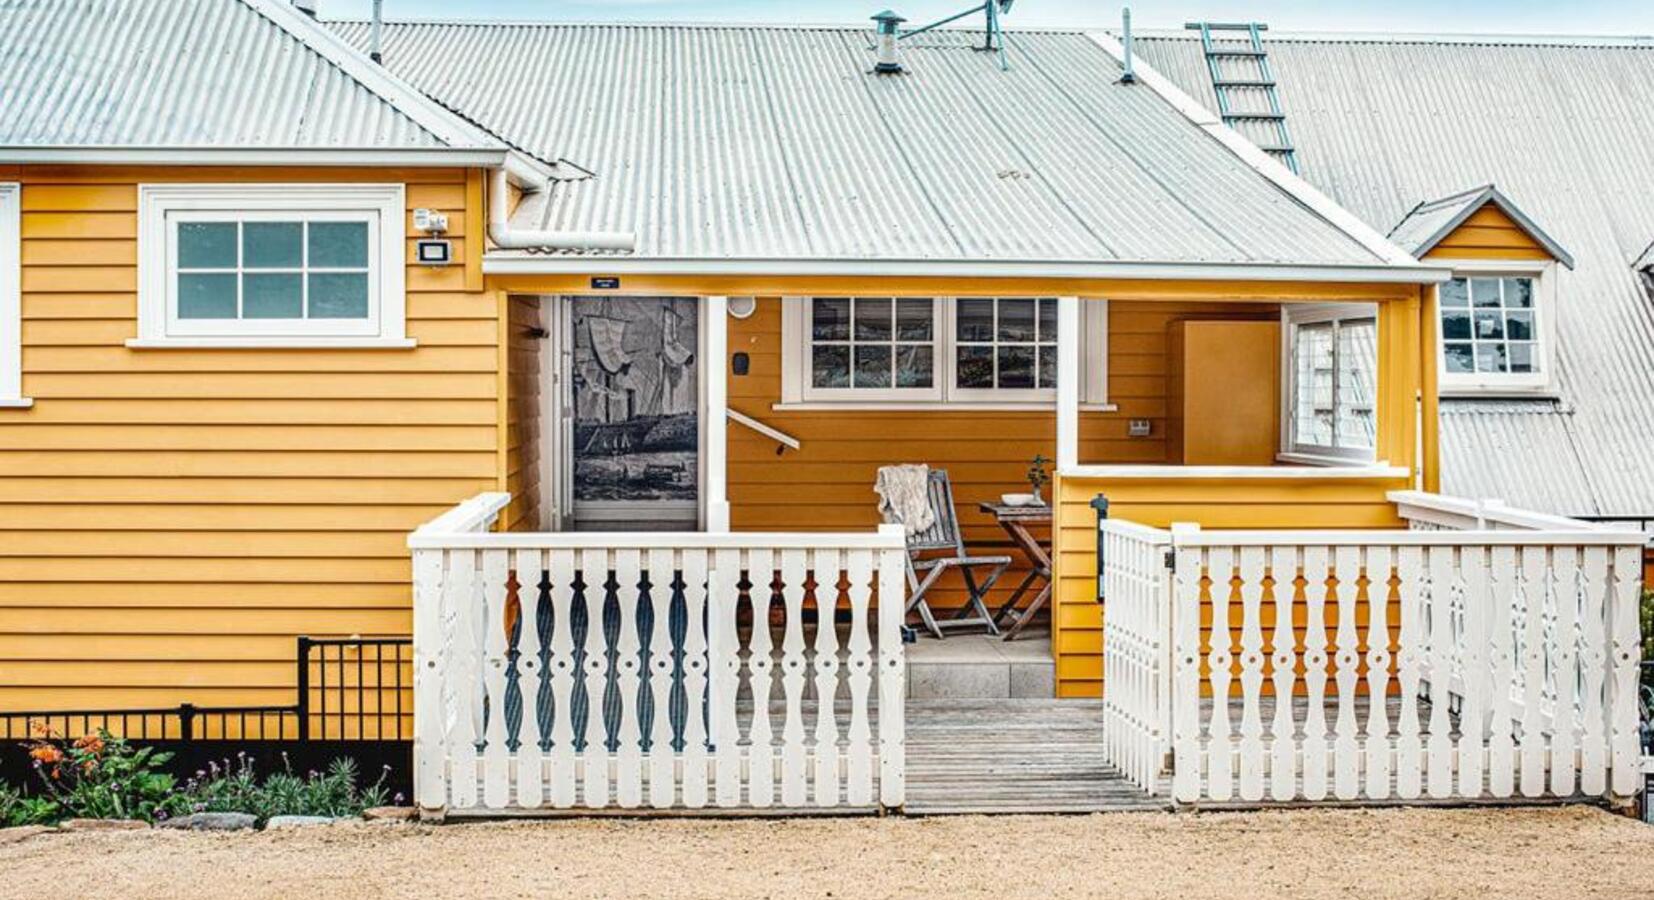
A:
[727,408,801,451]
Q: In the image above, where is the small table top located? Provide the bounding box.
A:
[977,501,1053,523]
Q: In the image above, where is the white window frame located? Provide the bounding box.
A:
[1434,259,1556,396]
[779,296,1109,409]
[799,296,945,403]
[134,184,410,348]
[0,183,27,408]
[1280,302,1379,464]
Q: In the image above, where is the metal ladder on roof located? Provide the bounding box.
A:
[1185,21,1299,174]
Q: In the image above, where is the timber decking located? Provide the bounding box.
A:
[905,699,1170,815]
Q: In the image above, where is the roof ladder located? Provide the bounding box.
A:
[1185,21,1300,174]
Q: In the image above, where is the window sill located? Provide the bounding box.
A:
[1060,463,1410,480]
[125,337,417,350]
[772,401,1118,413]
[1438,386,1560,401]
[1276,451,1380,467]
[0,398,34,409]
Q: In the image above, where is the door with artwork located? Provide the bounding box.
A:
[565,296,700,531]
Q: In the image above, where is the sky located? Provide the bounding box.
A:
[322,1,1654,36]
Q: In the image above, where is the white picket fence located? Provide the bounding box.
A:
[1099,492,1646,806]
[408,493,909,815]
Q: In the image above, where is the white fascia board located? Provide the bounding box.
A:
[0,147,508,167]
[245,0,506,152]
[484,254,1451,284]
[1085,31,1423,270]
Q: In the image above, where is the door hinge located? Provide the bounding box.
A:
[1163,549,1176,571]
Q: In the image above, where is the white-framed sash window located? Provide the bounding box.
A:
[135,184,409,348]
[1435,260,1555,395]
[0,182,26,408]
[782,296,1107,408]
[1281,302,1378,463]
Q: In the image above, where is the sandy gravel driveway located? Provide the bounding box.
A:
[2,806,1650,899]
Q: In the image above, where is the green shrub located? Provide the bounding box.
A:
[179,755,389,824]
[1,782,60,827]
[21,729,184,824]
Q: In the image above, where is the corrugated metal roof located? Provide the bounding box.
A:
[0,0,488,150]
[328,21,1396,267]
[1134,32,1654,517]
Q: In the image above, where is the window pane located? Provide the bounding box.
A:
[957,299,994,343]
[853,345,892,388]
[1037,299,1057,343]
[895,299,933,341]
[956,345,994,388]
[812,345,849,388]
[1441,310,1471,340]
[1509,343,1536,373]
[307,273,370,319]
[812,298,849,341]
[1336,319,1377,451]
[1504,310,1534,341]
[1293,322,1335,448]
[895,345,933,388]
[243,273,302,318]
[1439,278,1469,307]
[308,221,369,268]
[178,222,237,269]
[243,222,302,268]
[176,273,237,319]
[853,298,892,341]
[1471,278,1501,308]
[1475,343,1508,373]
[1474,310,1504,340]
[997,345,1035,388]
[1503,277,1534,309]
[997,299,1036,342]
[1037,346,1056,388]
[1443,342,1475,373]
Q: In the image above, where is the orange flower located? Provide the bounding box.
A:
[29,721,54,738]
[73,734,104,754]
[28,744,62,765]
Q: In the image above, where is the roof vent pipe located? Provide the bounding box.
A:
[487,167,636,254]
[370,0,384,63]
[1119,7,1137,83]
[872,10,906,74]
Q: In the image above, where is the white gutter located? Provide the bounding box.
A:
[488,166,635,253]
[484,253,1449,284]
[0,146,509,167]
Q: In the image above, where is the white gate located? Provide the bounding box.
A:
[409,494,908,814]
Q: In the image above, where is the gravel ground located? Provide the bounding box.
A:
[2,806,1650,900]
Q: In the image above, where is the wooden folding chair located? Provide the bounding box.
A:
[893,470,1012,639]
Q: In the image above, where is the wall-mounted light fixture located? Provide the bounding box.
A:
[728,296,758,319]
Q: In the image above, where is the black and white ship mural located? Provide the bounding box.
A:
[569,297,700,510]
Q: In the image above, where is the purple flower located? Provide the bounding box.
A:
[394,792,405,804]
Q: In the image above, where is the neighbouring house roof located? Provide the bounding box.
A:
[1132,31,1654,518]
[326,20,1428,275]
[0,0,506,161]
[1389,185,1575,269]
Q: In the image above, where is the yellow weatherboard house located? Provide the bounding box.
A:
[0,1,1645,816]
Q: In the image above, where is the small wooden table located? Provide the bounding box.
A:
[977,501,1053,641]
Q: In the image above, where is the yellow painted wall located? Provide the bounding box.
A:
[1050,288,1440,696]
[0,165,496,710]
[1422,203,1551,261]
[503,295,543,532]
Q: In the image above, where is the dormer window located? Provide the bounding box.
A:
[1435,262,1554,394]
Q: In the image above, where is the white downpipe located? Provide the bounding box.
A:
[488,166,635,253]
[1056,296,1081,473]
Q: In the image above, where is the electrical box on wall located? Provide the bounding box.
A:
[415,239,452,266]
[1128,419,1152,438]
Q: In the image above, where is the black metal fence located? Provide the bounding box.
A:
[0,636,413,798]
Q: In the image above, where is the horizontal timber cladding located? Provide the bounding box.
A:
[0,165,498,710]
[1422,204,1553,262]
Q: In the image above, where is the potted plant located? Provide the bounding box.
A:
[1026,454,1051,506]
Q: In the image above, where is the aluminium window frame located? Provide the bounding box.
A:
[1433,258,1556,396]
[780,296,1108,408]
[135,184,410,349]
[1279,301,1380,464]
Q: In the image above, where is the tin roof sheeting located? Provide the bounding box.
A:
[329,21,1393,267]
[1135,33,1654,517]
[0,0,460,149]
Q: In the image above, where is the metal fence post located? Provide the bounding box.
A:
[177,703,196,742]
[1091,494,1110,605]
[296,636,312,742]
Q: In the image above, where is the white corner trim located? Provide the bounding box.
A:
[136,183,407,345]
[0,183,21,406]
[1084,31,1422,270]
[1060,463,1411,480]
[244,0,504,152]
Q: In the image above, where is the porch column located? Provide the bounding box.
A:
[1056,295,1081,472]
[706,295,730,532]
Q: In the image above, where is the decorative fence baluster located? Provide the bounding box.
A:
[1457,545,1489,799]
[745,548,776,808]
[1362,545,1392,800]
[644,547,676,809]
[613,549,644,808]
[515,547,546,809]
[1577,546,1608,796]
[680,549,711,809]
[778,549,810,808]
[1236,547,1267,802]
[1206,546,1236,802]
[1518,546,1548,798]
[844,549,875,807]
[1393,546,1425,800]
[811,549,843,807]
[1486,545,1516,798]
[711,547,742,807]
[578,547,610,808]
[481,550,512,809]
[1268,546,1297,802]
[1332,545,1361,800]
